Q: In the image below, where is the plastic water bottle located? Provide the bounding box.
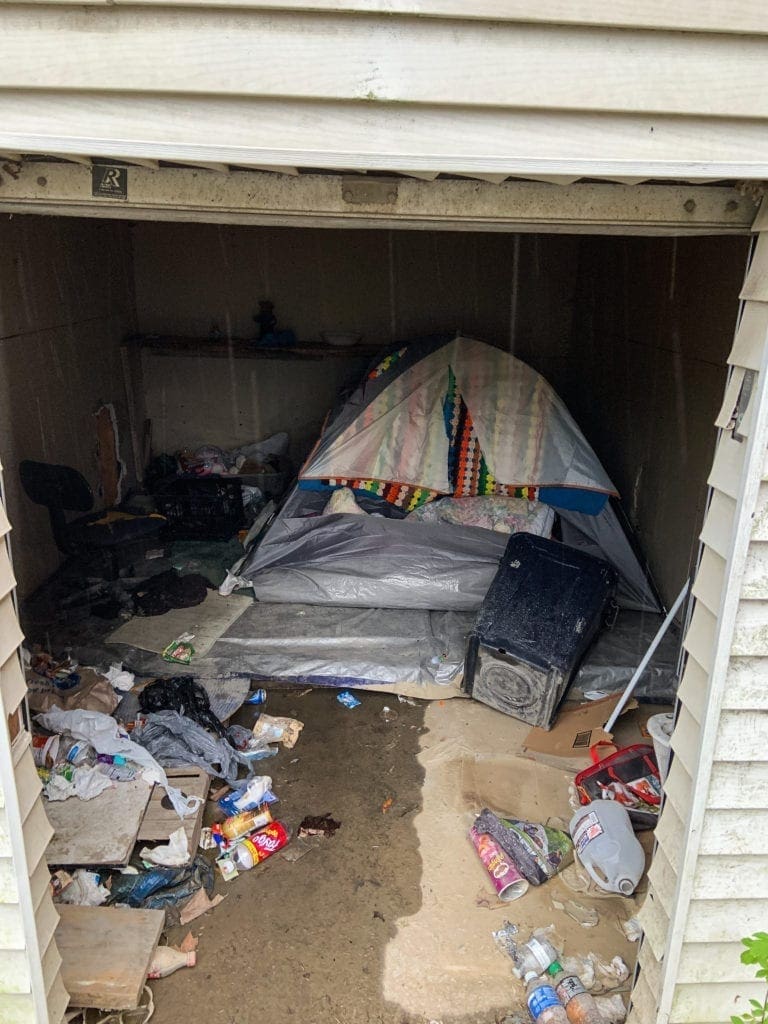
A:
[569,801,645,895]
[525,972,569,1024]
[547,962,607,1024]
[513,933,559,978]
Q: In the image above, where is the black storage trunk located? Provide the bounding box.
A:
[465,533,617,729]
[153,476,245,540]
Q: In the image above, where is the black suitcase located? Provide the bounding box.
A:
[464,533,617,729]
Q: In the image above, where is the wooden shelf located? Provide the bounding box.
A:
[125,334,382,361]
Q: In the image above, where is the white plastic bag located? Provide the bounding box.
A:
[140,826,190,867]
[36,707,202,818]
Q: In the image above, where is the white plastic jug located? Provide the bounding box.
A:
[569,800,645,896]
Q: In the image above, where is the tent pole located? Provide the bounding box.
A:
[604,580,691,734]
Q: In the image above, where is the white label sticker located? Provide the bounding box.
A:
[572,810,604,854]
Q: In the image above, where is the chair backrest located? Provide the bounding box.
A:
[19,461,94,513]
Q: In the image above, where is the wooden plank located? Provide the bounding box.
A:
[5,0,768,37]
[137,767,209,852]
[4,11,768,120]
[45,779,152,867]
[56,905,164,1010]
[4,95,768,182]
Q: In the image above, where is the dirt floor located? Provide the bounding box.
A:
[150,689,645,1024]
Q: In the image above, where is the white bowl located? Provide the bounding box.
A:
[320,331,363,347]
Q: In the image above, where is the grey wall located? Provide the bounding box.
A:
[563,235,749,607]
[131,223,579,462]
[0,215,137,597]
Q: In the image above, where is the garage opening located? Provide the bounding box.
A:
[0,211,748,1023]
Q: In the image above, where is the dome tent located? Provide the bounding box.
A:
[229,336,659,613]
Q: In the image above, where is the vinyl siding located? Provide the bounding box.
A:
[0,467,65,1024]
[632,213,768,1024]
[2,4,768,178]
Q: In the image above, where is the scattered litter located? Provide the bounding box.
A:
[108,855,214,912]
[380,705,398,723]
[178,888,225,925]
[373,910,385,922]
[337,690,361,709]
[474,809,573,886]
[551,896,600,928]
[56,869,110,907]
[105,663,135,692]
[161,634,195,665]
[594,994,627,1023]
[290,757,299,765]
[42,764,114,803]
[491,921,519,959]
[281,838,314,862]
[469,825,529,902]
[139,826,190,868]
[558,953,630,994]
[216,821,290,880]
[218,775,277,816]
[147,940,197,979]
[251,713,304,749]
[139,676,228,737]
[583,690,610,701]
[198,827,217,851]
[217,806,274,843]
[397,695,417,706]
[298,814,341,838]
[570,802,644,895]
[620,917,642,942]
[245,687,267,705]
[295,688,313,698]
[49,869,72,899]
[512,928,560,977]
[381,796,393,813]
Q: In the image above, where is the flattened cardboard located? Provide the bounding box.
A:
[522,694,639,771]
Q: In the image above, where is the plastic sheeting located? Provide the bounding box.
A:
[132,710,256,785]
[213,603,474,688]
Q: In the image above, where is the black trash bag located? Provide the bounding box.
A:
[132,570,210,617]
[138,676,227,737]
[107,855,214,910]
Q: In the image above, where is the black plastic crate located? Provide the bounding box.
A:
[153,476,245,539]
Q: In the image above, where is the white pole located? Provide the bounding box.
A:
[604,580,691,734]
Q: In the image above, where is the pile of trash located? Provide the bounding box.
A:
[29,647,313,1005]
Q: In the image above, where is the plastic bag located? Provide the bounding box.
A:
[140,826,190,867]
[474,808,573,886]
[36,707,201,819]
[139,676,227,737]
[133,710,256,785]
[108,855,214,911]
[57,869,110,907]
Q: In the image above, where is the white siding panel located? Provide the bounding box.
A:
[0,655,26,720]
[655,799,686,874]
[0,993,35,1024]
[0,950,31,996]
[692,547,727,616]
[677,654,709,723]
[712,709,768,760]
[698,809,768,855]
[637,886,670,962]
[692,855,768,899]
[629,972,659,1024]
[669,705,701,777]
[699,490,738,560]
[751,480,768,539]
[6,92,768,179]
[678,942,760,984]
[741,231,768,301]
[685,897,768,942]
[709,760,768,806]
[671,981,767,1024]
[0,905,24,950]
[708,432,747,500]
[683,603,717,674]
[720,656,768,709]
[742,541,768,597]
[647,845,677,916]
[730,299,768,371]
[5,10,768,120]
[732,598,768,656]
[663,757,693,820]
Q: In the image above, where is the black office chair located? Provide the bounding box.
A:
[19,460,164,577]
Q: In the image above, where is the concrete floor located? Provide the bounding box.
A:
[151,690,641,1024]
